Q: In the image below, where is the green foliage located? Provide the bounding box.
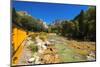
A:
[27,44,38,53]
[12,8,48,32]
[61,21,75,37]
[12,8,18,24]
[50,6,96,41]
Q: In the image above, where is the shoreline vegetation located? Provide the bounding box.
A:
[12,5,96,66]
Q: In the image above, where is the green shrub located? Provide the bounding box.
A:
[27,44,38,53]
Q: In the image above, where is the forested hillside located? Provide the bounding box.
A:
[12,8,48,32]
[49,7,96,41]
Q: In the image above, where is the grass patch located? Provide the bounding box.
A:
[29,32,48,41]
[29,33,39,41]
[67,41,96,56]
[39,32,48,41]
[27,44,38,54]
[74,49,89,56]
[55,44,85,62]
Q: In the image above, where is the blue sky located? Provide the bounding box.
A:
[12,1,89,24]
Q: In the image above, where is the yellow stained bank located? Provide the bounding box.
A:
[12,27,28,65]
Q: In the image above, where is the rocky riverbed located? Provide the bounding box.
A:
[17,33,96,65]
